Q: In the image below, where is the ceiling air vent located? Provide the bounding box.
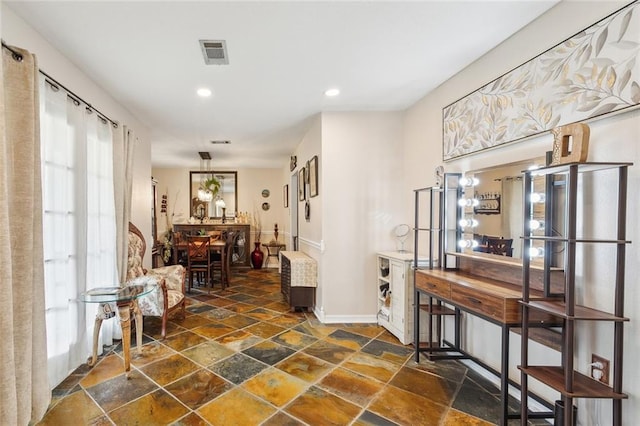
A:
[199,40,229,65]
[210,140,231,145]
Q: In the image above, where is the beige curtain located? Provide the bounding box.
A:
[114,126,135,283]
[0,46,50,424]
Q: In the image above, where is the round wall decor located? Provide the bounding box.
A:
[262,189,270,198]
[262,202,270,211]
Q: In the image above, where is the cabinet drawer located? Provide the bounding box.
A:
[451,284,505,322]
[415,272,450,300]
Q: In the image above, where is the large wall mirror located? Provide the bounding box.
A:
[189,171,238,219]
[464,156,565,265]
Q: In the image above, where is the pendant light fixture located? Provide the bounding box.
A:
[197,152,218,202]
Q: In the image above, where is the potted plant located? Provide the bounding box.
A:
[197,176,220,201]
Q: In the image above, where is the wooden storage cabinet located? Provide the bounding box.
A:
[376,251,429,345]
[280,251,316,311]
[519,162,632,425]
[173,223,250,267]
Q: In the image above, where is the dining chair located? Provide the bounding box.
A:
[207,230,222,241]
[486,237,514,257]
[170,231,188,267]
[209,234,228,289]
[187,235,213,292]
[212,230,236,289]
[127,222,186,338]
[223,231,239,288]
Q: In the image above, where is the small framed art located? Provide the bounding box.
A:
[298,168,306,201]
[283,184,289,208]
[309,155,318,197]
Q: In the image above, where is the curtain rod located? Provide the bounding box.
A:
[2,40,119,129]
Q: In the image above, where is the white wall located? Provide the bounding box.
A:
[403,1,639,423]
[288,116,323,305]
[319,111,404,322]
[240,168,285,245]
[2,5,153,266]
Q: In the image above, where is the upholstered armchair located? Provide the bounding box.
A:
[127,222,186,338]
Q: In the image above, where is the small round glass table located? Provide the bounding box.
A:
[265,242,286,267]
[79,283,156,378]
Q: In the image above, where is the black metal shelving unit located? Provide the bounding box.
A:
[413,173,462,361]
[519,162,632,426]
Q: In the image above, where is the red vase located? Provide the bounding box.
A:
[251,242,264,269]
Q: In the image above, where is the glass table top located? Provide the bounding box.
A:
[78,283,156,304]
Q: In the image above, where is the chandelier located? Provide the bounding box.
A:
[197,152,218,202]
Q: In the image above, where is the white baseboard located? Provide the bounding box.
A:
[313,309,377,324]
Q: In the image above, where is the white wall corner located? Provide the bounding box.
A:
[313,306,325,323]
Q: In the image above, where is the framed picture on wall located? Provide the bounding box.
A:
[298,168,306,201]
[283,184,289,208]
[309,155,318,197]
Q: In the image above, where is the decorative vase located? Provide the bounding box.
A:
[251,242,264,269]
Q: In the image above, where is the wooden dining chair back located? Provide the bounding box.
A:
[209,236,228,289]
[187,235,213,292]
[171,231,188,267]
[223,231,239,288]
[486,238,514,257]
[207,230,222,241]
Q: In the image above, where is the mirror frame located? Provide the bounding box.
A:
[189,171,238,218]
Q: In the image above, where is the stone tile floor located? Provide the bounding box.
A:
[38,269,551,425]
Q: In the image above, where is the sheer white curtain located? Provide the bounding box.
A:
[40,76,119,388]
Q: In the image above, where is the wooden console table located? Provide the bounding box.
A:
[415,259,562,425]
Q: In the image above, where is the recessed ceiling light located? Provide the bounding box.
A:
[197,88,212,97]
[325,88,340,97]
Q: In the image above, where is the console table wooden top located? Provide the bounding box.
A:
[415,268,554,326]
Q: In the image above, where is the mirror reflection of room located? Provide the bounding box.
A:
[189,171,237,220]
[469,158,545,259]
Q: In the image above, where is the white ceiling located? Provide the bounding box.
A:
[6,1,559,169]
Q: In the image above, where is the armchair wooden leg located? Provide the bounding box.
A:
[161,315,167,339]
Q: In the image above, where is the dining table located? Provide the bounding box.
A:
[172,237,229,288]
